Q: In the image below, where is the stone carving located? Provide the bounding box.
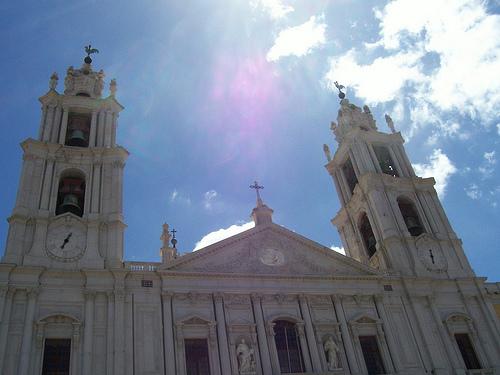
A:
[323,144,332,162]
[49,72,58,90]
[324,336,341,370]
[110,78,117,96]
[65,66,75,92]
[385,114,396,133]
[161,223,171,248]
[236,338,256,374]
[95,69,105,96]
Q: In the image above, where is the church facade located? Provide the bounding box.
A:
[0,55,499,375]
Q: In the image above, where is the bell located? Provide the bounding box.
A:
[59,193,82,216]
[67,129,87,147]
[367,236,377,256]
[405,216,423,236]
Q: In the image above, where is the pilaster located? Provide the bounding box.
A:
[214,293,231,375]
[18,287,39,375]
[250,294,272,375]
[82,290,96,375]
[298,294,322,372]
[162,291,176,375]
[332,294,359,375]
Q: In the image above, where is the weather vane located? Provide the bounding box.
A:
[84,44,99,64]
[334,81,346,99]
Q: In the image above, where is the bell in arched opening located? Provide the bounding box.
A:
[398,198,424,237]
[404,215,424,236]
[65,112,90,148]
[58,193,82,216]
[67,129,87,147]
[56,177,85,217]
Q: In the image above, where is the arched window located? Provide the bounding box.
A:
[56,172,85,217]
[274,320,305,373]
[397,197,424,236]
[65,112,90,147]
[342,157,358,194]
[373,145,399,177]
[359,213,377,258]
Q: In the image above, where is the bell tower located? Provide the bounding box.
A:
[2,48,128,269]
[324,91,474,278]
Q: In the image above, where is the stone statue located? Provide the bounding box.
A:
[385,114,396,133]
[94,69,105,96]
[236,338,255,373]
[324,336,340,370]
[110,79,117,96]
[323,144,332,162]
[64,66,74,92]
[160,223,171,248]
[49,72,58,90]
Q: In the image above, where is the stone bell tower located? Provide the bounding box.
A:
[323,90,474,278]
[2,48,128,269]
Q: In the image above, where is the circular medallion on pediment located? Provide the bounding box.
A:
[259,248,285,266]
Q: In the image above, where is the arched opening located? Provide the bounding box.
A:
[397,197,424,236]
[373,145,399,177]
[359,213,377,258]
[65,112,90,147]
[342,157,358,194]
[274,320,305,373]
[55,172,85,217]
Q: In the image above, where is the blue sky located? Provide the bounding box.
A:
[0,0,499,280]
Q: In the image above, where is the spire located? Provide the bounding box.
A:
[249,181,273,225]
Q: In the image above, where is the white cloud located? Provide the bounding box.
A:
[169,189,191,205]
[170,189,178,202]
[193,221,255,251]
[465,184,482,200]
[250,0,293,19]
[497,124,500,136]
[324,0,500,137]
[267,15,327,62]
[203,190,218,210]
[330,245,346,255]
[484,151,496,164]
[413,149,457,198]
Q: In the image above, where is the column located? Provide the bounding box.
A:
[104,111,112,147]
[250,294,272,375]
[91,162,101,213]
[213,293,231,375]
[97,111,105,147]
[89,111,98,147]
[18,288,38,375]
[38,105,47,140]
[374,295,402,372]
[111,113,117,146]
[427,296,462,370]
[0,288,15,372]
[114,290,125,375]
[58,107,69,144]
[332,294,360,375]
[106,292,114,375]
[82,290,96,375]
[43,105,55,142]
[39,158,55,210]
[298,295,322,372]
[162,292,176,375]
[296,322,313,372]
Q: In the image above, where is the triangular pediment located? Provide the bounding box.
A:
[165,224,378,277]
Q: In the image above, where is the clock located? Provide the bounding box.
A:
[46,224,86,262]
[416,235,447,272]
[259,248,285,266]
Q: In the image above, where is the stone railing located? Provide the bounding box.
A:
[125,262,161,272]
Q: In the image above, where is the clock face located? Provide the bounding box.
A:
[416,236,447,272]
[46,225,86,262]
[259,248,285,266]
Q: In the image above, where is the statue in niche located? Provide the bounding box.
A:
[49,72,58,90]
[324,336,341,370]
[236,338,256,373]
[385,114,396,133]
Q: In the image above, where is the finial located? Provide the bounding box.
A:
[323,144,332,162]
[110,78,117,96]
[84,44,99,64]
[170,228,178,248]
[249,180,264,205]
[334,81,346,99]
[385,114,396,133]
[49,72,58,90]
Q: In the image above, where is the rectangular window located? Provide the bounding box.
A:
[455,333,481,370]
[373,146,399,177]
[42,338,71,375]
[185,339,211,375]
[342,157,358,194]
[359,335,385,375]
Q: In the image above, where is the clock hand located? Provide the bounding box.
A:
[60,233,73,249]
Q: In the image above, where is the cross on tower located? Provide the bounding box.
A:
[249,181,264,203]
[170,228,178,248]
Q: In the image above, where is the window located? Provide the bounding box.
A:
[397,197,424,236]
[65,112,90,147]
[359,213,377,258]
[342,157,358,194]
[274,320,305,373]
[455,334,481,370]
[185,339,211,375]
[42,339,71,375]
[373,146,399,177]
[56,175,85,217]
[359,336,385,375]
